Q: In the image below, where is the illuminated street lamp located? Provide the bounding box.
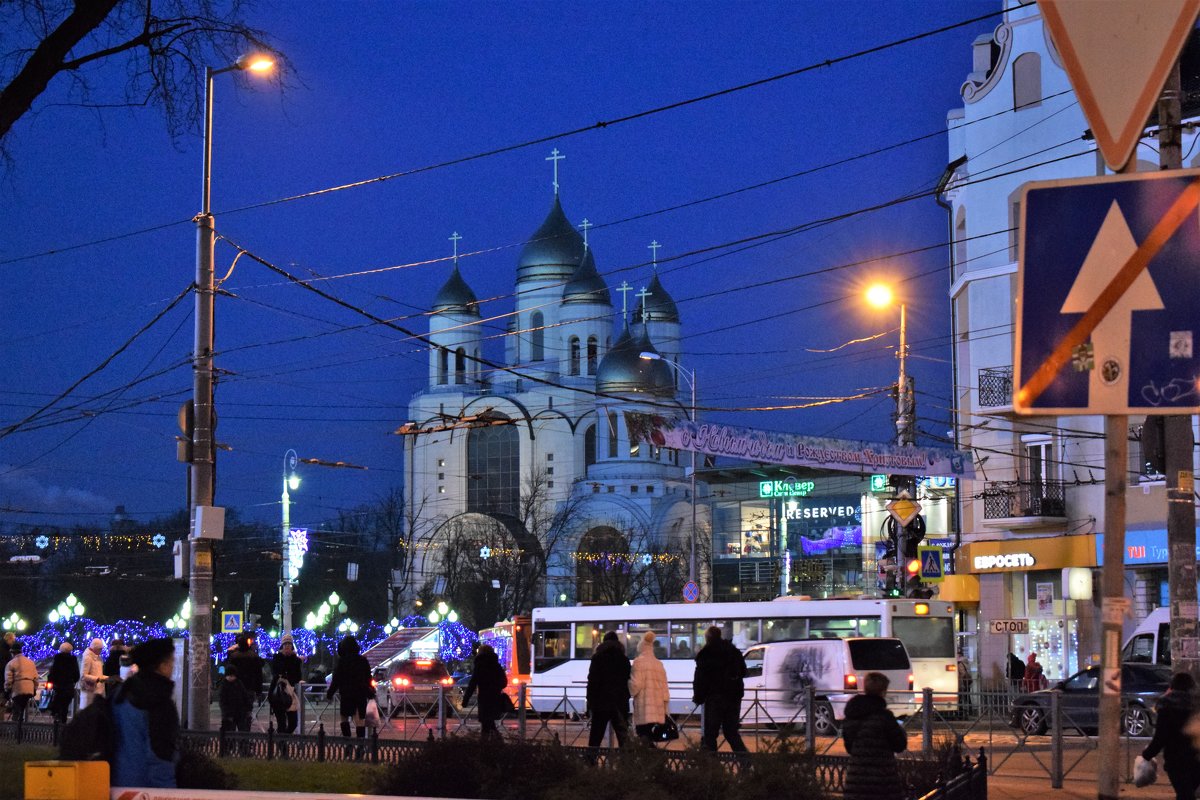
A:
[864,283,912,446]
[281,448,302,634]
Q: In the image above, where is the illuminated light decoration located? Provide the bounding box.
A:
[641,554,653,566]
[428,610,440,624]
[759,478,816,498]
[447,611,458,623]
[436,602,449,616]
[152,534,166,548]
[479,546,491,559]
[287,528,309,583]
[35,536,49,549]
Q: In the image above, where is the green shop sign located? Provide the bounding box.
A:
[759,479,815,498]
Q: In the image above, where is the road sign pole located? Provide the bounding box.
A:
[1156,60,1200,683]
[1098,413,1128,800]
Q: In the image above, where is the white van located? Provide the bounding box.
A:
[1122,607,1170,665]
[740,637,915,734]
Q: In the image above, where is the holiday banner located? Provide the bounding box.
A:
[624,413,975,479]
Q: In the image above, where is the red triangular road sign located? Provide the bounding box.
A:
[1041,0,1200,171]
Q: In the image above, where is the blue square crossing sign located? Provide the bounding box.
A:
[221,611,243,633]
[1016,169,1200,415]
[917,545,944,583]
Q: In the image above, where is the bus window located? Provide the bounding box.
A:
[809,617,856,639]
[514,622,532,676]
[534,626,570,672]
[626,621,668,659]
[858,618,881,638]
[1157,624,1171,665]
[669,622,699,658]
[744,646,765,678]
[891,617,955,658]
[731,620,760,650]
[763,618,806,642]
[576,621,623,659]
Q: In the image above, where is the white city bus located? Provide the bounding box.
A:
[528,597,956,714]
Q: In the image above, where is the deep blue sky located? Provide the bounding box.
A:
[0,1,995,530]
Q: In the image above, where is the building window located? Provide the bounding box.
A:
[607,410,619,458]
[437,459,445,467]
[646,486,655,494]
[531,311,545,361]
[455,347,466,385]
[954,207,967,268]
[546,467,554,475]
[584,424,597,469]
[630,440,640,458]
[1013,52,1042,111]
[437,347,449,385]
[438,486,445,494]
[592,484,601,494]
[1008,191,1022,262]
[631,485,639,493]
[569,337,581,376]
[546,453,554,462]
[587,336,599,375]
[547,481,554,488]
[467,413,519,515]
[438,472,444,480]
[607,486,615,493]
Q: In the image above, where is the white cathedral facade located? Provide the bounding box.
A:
[398,178,709,622]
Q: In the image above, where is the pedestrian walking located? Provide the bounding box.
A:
[47,642,80,724]
[1007,652,1025,693]
[1142,672,1200,800]
[218,669,254,733]
[3,641,37,723]
[225,633,265,703]
[692,625,748,753]
[81,638,105,708]
[269,634,303,734]
[110,638,180,789]
[103,639,128,694]
[629,631,670,747]
[586,631,631,748]
[843,672,908,800]
[462,643,508,738]
[326,635,372,743]
[1022,652,1046,693]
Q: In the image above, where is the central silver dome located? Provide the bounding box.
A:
[596,327,674,397]
[516,197,585,284]
[432,266,480,316]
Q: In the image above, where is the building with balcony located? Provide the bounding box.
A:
[940,2,1200,684]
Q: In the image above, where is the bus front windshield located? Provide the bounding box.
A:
[891,617,955,659]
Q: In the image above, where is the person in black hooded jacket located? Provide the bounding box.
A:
[586,631,631,748]
[1143,672,1200,800]
[47,642,80,723]
[463,644,507,737]
[843,671,907,800]
[326,636,372,742]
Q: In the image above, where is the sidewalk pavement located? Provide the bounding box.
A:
[988,774,1177,800]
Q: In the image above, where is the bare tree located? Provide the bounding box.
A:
[575,519,698,606]
[0,0,285,148]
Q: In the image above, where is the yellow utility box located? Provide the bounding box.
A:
[24,761,109,800]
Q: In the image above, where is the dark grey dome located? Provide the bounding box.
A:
[517,196,585,284]
[632,273,680,323]
[562,248,611,306]
[432,266,480,316]
[596,327,674,397]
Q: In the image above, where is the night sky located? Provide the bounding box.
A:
[1,1,996,531]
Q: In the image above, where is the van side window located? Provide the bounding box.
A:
[1123,634,1154,663]
[1158,624,1171,665]
[744,647,765,679]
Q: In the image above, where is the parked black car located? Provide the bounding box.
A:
[1010,663,1171,737]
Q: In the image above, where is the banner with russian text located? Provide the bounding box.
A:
[624,413,975,479]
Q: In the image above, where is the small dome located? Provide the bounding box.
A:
[596,327,674,397]
[517,196,585,284]
[432,266,480,316]
[632,273,680,323]
[562,248,611,306]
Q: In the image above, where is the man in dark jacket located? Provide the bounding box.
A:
[111,638,179,788]
[47,642,80,723]
[586,631,630,748]
[1143,672,1200,800]
[225,633,265,700]
[843,671,908,800]
[327,636,372,742]
[692,626,748,752]
[463,644,508,737]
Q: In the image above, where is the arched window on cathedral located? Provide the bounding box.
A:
[587,336,599,375]
[530,311,545,362]
[1013,53,1041,111]
[576,526,630,604]
[569,337,581,376]
[467,413,519,515]
[437,347,449,385]
[455,348,466,385]
[584,424,596,469]
[606,410,619,458]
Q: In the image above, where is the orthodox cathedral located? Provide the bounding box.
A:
[399,160,709,615]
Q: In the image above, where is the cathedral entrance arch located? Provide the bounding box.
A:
[575,525,631,605]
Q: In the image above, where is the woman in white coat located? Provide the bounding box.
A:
[629,631,670,747]
[81,638,106,708]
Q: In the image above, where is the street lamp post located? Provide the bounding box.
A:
[281,449,301,633]
[187,54,274,732]
[639,352,699,595]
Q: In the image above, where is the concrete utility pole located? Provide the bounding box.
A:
[1156,61,1200,681]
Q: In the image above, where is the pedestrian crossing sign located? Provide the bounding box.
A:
[221,611,243,633]
[917,546,944,583]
